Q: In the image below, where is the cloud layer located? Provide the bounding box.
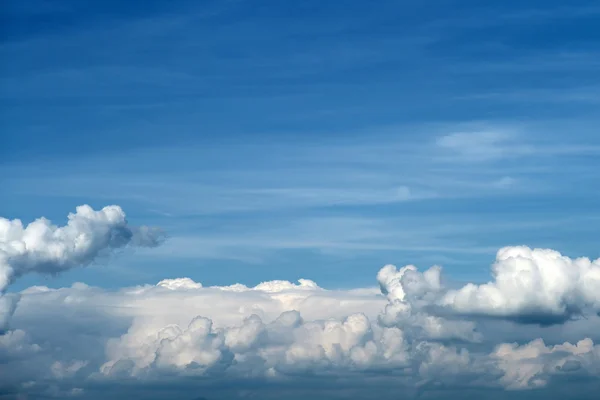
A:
[1,206,600,399]
[1,260,599,398]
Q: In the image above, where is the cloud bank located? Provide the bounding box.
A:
[3,267,600,399]
[1,206,600,399]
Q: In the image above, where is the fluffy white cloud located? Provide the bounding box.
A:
[99,293,430,381]
[376,247,600,326]
[1,208,599,400]
[441,247,600,324]
[156,277,203,290]
[377,264,480,342]
[494,338,600,390]
[12,272,600,390]
[2,270,600,399]
[0,205,164,292]
[0,205,164,333]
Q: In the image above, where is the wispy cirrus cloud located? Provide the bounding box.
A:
[2,120,598,290]
[435,130,525,161]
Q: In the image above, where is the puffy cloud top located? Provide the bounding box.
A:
[2,225,600,399]
[441,247,600,324]
[493,338,600,389]
[377,247,600,326]
[156,278,203,290]
[0,205,165,292]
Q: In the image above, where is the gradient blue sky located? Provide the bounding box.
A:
[2,0,599,291]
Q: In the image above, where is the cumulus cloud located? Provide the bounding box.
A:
[0,205,164,334]
[377,264,481,342]
[99,292,421,381]
[0,329,40,358]
[0,205,165,292]
[494,338,600,390]
[441,246,600,324]
[375,247,600,326]
[2,244,600,399]
[156,278,203,290]
[85,272,600,396]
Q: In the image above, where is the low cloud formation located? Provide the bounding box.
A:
[0,205,165,291]
[0,205,164,333]
[1,236,600,398]
[494,338,600,390]
[376,247,600,326]
[101,310,409,378]
[441,246,600,324]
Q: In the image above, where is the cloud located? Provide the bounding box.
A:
[0,204,165,292]
[376,264,481,343]
[374,246,600,326]
[0,205,164,334]
[2,241,600,398]
[436,130,507,157]
[156,278,203,290]
[51,360,88,380]
[441,246,600,324]
[494,338,600,390]
[0,293,19,332]
[0,329,40,358]
[491,176,517,188]
[435,130,528,162]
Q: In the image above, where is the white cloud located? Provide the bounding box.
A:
[1,211,599,399]
[374,246,600,326]
[377,264,481,342]
[0,205,164,291]
[156,277,203,290]
[494,338,600,390]
[0,205,165,332]
[441,246,600,324]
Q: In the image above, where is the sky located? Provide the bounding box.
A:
[1,0,600,399]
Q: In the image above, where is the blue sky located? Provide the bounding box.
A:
[2,0,599,291]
